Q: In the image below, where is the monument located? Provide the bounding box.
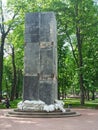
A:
[23,12,57,105]
[8,12,80,117]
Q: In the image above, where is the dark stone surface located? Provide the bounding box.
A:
[25,12,39,26]
[25,34,39,43]
[23,76,39,100]
[24,12,57,104]
[39,81,54,104]
[40,48,53,76]
[24,42,40,74]
[39,12,54,42]
[25,26,39,35]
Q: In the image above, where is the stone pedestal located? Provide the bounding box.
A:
[23,12,57,105]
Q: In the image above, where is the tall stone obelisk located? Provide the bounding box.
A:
[23,12,57,105]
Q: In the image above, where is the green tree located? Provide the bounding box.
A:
[1,0,98,104]
[47,0,98,104]
[0,0,14,99]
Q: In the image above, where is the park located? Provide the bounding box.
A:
[0,0,98,130]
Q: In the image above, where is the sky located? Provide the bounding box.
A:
[2,0,7,5]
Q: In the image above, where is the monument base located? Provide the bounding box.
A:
[7,109,80,118]
[7,100,80,118]
[17,100,66,112]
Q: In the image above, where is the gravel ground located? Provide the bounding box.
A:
[0,108,98,130]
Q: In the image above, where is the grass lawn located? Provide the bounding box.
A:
[0,98,98,109]
[64,98,98,109]
[0,99,21,109]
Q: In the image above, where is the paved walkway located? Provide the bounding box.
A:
[0,108,98,130]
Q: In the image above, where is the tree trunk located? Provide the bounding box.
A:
[0,36,5,100]
[75,1,85,105]
[10,46,17,101]
[15,69,23,99]
[58,80,60,100]
[91,90,95,100]
[0,0,18,101]
[76,28,85,105]
[86,89,90,101]
[79,74,85,105]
